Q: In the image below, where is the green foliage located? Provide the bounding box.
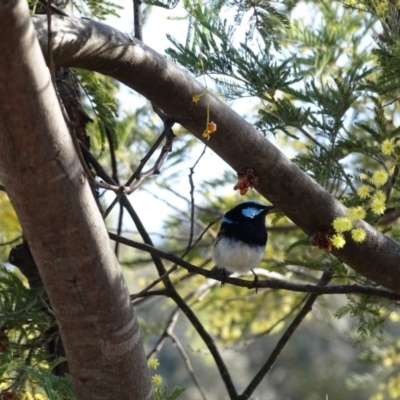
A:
[24,367,75,400]
[74,69,119,152]
[71,0,122,20]
[334,295,388,343]
[0,266,59,396]
[154,385,186,400]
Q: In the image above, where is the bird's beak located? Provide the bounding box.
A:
[266,206,286,216]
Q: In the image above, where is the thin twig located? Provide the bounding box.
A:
[102,119,175,218]
[298,126,357,195]
[108,233,400,301]
[147,308,180,360]
[238,271,333,400]
[128,120,175,187]
[105,126,119,184]
[133,0,143,40]
[168,330,209,400]
[187,145,207,249]
[126,129,176,193]
[158,183,212,213]
[0,289,44,318]
[144,188,218,238]
[130,264,178,301]
[46,0,55,85]
[130,218,217,300]
[115,204,124,256]
[146,304,210,399]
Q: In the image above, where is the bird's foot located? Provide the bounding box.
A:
[211,266,229,287]
[220,268,229,287]
[251,269,259,293]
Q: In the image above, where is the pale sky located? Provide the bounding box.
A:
[104,1,232,237]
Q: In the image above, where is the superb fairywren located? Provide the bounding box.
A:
[213,201,275,277]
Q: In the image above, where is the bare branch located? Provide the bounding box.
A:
[147,309,180,360]
[187,145,207,249]
[102,119,175,218]
[133,0,143,40]
[238,271,333,400]
[168,330,209,400]
[108,233,400,302]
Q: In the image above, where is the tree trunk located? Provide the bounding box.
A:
[0,1,153,399]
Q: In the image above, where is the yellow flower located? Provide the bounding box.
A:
[382,139,395,155]
[376,2,387,15]
[371,199,386,215]
[370,393,384,400]
[332,233,346,249]
[357,185,370,199]
[332,217,352,232]
[151,374,163,387]
[192,93,202,104]
[351,228,367,243]
[372,190,386,202]
[148,358,160,369]
[371,170,389,188]
[348,206,366,221]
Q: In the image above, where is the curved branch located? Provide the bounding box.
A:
[31,15,400,293]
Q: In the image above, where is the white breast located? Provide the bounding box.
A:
[213,237,265,274]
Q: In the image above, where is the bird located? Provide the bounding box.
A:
[212,201,275,282]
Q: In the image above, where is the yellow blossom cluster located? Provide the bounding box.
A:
[329,138,397,250]
[331,214,367,249]
[331,204,370,249]
[356,169,388,218]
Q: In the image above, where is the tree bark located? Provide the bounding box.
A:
[30,14,400,294]
[0,2,153,399]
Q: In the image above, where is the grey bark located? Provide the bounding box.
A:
[0,2,153,399]
[30,14,400,294]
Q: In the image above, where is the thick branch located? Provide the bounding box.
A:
[32,15,400,293]
[0,3,152,400]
